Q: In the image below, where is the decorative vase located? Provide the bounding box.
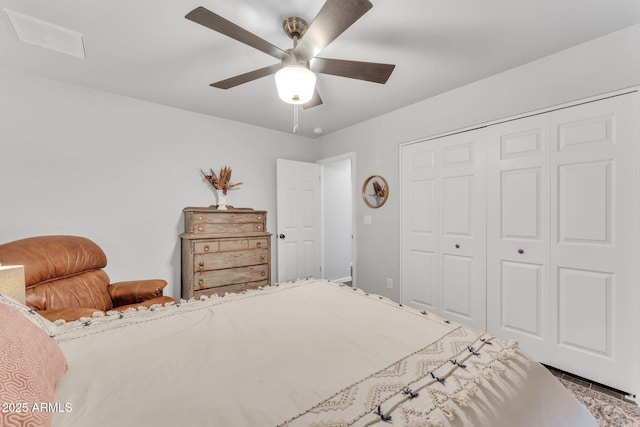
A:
[215,189,228,210]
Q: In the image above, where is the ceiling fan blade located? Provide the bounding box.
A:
[294,0,373,59]
[186,7,289,60]
[312,58,395,84]
[303,89,323,109]
[210,64,281,89]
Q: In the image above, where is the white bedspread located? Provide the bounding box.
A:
[51,279,596,427]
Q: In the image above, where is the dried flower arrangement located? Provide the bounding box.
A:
[201,166,242,195]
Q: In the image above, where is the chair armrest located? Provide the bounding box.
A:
[108,279,168,307]
[112,296,176,313]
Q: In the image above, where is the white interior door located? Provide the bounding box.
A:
[276,159,322,282]
[486,114,551,363]
[549,94,637,392]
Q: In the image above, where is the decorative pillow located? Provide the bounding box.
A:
[0,303,68,427]
[0,293,58,337]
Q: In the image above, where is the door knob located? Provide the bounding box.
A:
[517,249,524,254]
[279,234,286,239]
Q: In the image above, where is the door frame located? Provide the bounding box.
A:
[317,152,357,287]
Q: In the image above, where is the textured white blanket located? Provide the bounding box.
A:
[52,279,596,427]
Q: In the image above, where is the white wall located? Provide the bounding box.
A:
[317,23,640,300]
[0,68,319,299]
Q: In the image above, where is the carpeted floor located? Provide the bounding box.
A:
[559,378,640,427]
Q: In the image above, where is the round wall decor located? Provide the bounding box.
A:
[362,175,389,208]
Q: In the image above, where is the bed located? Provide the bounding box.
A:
[0,278,597,426]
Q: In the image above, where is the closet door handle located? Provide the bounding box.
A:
[517,249,524,254]
[455,244,460,249]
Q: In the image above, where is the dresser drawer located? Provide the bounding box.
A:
[194,248,269,271]
[195,265,269,290]
[187,211,266,234]
[193,238,269,254]
[190,212,265,224]
[194,280,269,297]
[218,238,269,251]
[194,241,219,253]
[192,222,264,234]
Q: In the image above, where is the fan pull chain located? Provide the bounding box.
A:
[293,104,299,133]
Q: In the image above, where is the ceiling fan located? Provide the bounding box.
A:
[185,0,395,109]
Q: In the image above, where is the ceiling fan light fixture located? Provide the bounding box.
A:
[274,65,316,104]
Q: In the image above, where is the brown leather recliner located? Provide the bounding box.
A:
[0,235,175,322]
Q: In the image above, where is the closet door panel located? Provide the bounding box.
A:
[557,161,611,244]
[557,111,614,151]
[405,179,437,248]
[486,114,550,362]
[550,94,637,393]
[501,261,543,337]
[442,254,473,318]
[501,168,541,240]
[405,250,438,310]
[442,176,472,236]
[440,174,476,322]
[557,268,611,354]
[438,131,486,330]
[401,129,486,331]
[401,143,439,312]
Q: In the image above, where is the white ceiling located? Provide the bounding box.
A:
[2,0,640,138]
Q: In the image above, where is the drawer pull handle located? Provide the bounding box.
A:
[256,225,262,230]
[256,242,262,248]
[198,279,204,286]
[261,271,266,276]
[517,249,524,254]
[257,216,262,220]
[198,262,204,268]
[197,226,203,232]
[204,245,210,252]
[261,255,265,261]
[455,244,460,249]
[198,216,203,220]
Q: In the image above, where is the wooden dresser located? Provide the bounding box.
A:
[180,207,271,299]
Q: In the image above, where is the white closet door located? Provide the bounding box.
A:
[401,142,439,313]
[438,131,486,330]
[549,94,638,392]
[486,115,551,362]
[401,129,486,330]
